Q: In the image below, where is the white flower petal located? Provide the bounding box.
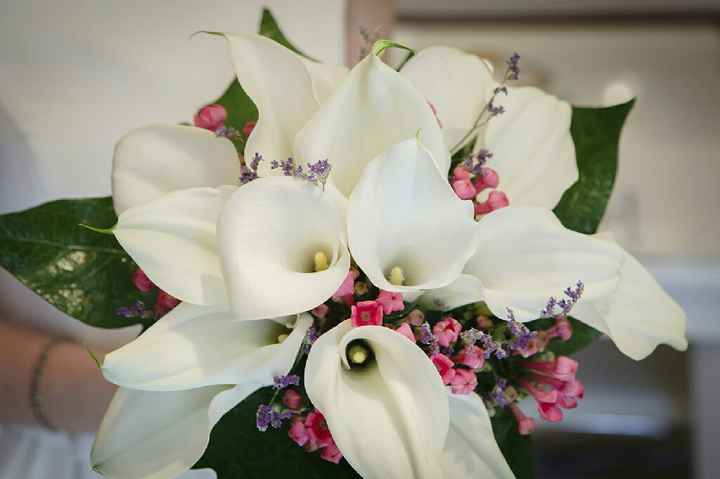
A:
[439,393,515,479]
[91,386,228,479]
[418,274,485,311]
[305,321,449,479]
[301,58,348,104]
[573,245,688,360]
[467,207,623,321]
[219,176,350,319]
[294,53,449,197]
[114,187,231,305]
[103,303,312,391]
[348,138,477,292]
[478,87,578,209]
[223,34,318,174]
[401,46,496,150]
[112,125,239,215]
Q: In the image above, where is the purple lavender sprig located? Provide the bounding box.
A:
[541,280,585,317]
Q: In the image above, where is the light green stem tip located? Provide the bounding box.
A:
[85,345,102,369]
[372,39,414,57]
[79,223,115,235]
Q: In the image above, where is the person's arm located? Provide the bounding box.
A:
[0,320,116,432]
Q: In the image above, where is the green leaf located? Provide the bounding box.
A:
[554,99,635,234]
[0,197,150,329]
[492,408,535,479]
[195,388,361,478]
[526,316,603,356]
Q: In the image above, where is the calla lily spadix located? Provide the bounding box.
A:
[347,137,477,293]
[420,207,688,360]
[304,321,514,479]
[92,305,312,478]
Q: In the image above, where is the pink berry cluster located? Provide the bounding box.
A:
[451,159,509,218]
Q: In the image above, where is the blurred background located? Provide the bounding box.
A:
[1,0,718,478]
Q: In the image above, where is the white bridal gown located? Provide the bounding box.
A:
[0,1,345,477]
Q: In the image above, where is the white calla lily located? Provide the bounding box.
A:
[475,87,578,209]
[305,321,449,479]
[295,47,450,197]
[92,306,312,479]
[422,207,687,359]
[347,138,477,292]
[400,46,496,149]
[112,124,239,215]
[219,176,350,320]
[102,303,312,391]
[440,393,515,478]
[113,186,234,305]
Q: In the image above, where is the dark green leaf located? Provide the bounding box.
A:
[195,388,360,478]
[0,197,149,329]
[554,99,635,234]
[492,408,535,479]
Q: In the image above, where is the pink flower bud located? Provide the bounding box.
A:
[132,268,155,293]
[474,167,499,191]
[510,404,536,435]
[320,439,343,464]
[452,178,477,200]
[305,410,332,449]
[474,190,509,216]
[288,417,310,447]
[449,368,478,395]
[242,120,256,137]
[407,309,425,326]
[395,323,416,343]
[154,290,179,318]
[193,104,227,131]
[333,271,355,301]
[452,165,471,180]
[433,316,462,348]
[376,290,404,314]
[431,353,456,385]
[283,389,303,410]
[538,402,564,422]
[311,303,329,318]
[350,300,383,327]
[453,345,485,370]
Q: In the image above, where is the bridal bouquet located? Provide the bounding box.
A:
[0,9,687,479]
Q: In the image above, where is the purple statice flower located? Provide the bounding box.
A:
[301,326,319,355]
[460,328,484,347]
[115,300,151,319]
[463,149,494,176]
[507,310,537,353]
[249,152,262,171]
[541,280,584,317]
[488,100,505,117]
[507,52,520,81]
[273,374,301,391]
[215,126,241,141]
[418,322,440,354]
[306,159,332,186]
[256,404,293,432]
[239,165,257,185]
[490,378,510,408]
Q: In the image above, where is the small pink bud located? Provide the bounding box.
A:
[474,167,499,191]
[433,316,463,348]
[283,389,303,410]
[453,345,485,370]
[242,120,256,137]
[474,190,509,216]
[452,178,477,200]
[193,104,227,131]
[312,303,329,318]
[395,323,416,343]
[449,368,478,395]
[431,353,456,385]
[452,165,472,180]
[333,271,355,301]
[132,268,155,293]
[510,404,536,435]
[320,439,343,464]
[305,410,332,449]
[552,316,573,341]
[289,418,310,447]
[376,290,404,314]
[154,290,179,318]
[555,356,578,378]
[350,300,384,327]
[538,402,564,422]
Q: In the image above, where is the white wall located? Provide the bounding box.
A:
[395,21,720,257]
[0,0,345,213]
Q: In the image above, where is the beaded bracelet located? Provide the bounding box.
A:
[29,338,65,430]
